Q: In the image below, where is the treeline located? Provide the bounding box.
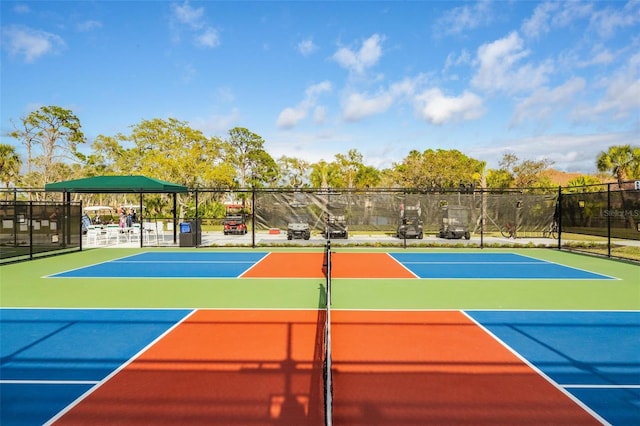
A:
[2,105,639,195]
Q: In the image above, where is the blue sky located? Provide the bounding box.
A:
[1,0,639,174]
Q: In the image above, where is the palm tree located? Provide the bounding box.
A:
[596,144,639,230]
[596,144,636,188]
[0,144,22,197]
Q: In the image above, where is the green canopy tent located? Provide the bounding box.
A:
[45,176,188,247]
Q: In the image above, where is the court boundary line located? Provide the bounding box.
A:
[45,251,272,279]
[389,251,619,280]
[0,379,100,385]
[386,251,617,280]
[383,252,420,278]
[461,310,610,425]
[41,251,619,280]
[43,252,154,279]
[515,252,620,280]
[3,306,639,313]
[42,308,197,426]
[237,251,272,278]
[563,384,640,389]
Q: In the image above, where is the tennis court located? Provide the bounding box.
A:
[1,247,638,425]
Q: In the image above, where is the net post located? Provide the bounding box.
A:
[324,239,333,425]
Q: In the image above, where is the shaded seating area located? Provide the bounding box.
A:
[45,175,188,248]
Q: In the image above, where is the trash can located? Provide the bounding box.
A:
[179,220,201,247]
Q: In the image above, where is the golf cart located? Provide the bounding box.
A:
[324,200,348,239]
[325,214,348,239]
[287,202,311,240]
[438,205,470,239]
[223,204,248,235]
[83,206,114,226]
[397,201,423,239]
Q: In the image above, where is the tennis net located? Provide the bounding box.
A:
[323,241,333,426]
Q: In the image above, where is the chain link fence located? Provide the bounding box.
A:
[3,182,639,263]
[1,197,82,263]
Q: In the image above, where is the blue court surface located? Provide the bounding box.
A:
[0,309,193,425]
[390,252,615,279]
[1,309,638,425]
[467,310,640,425]
[48,251,616,280]
[49,252,269,278]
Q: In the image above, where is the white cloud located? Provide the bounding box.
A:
[172,1,205,29]
[468,132,632,172]
[343,91,395,121]
[170,1,219,48]
[195,27,219,48]
[522,1,593,38]
[77,20,103,32]
[313,106,327,124]
[1,25,65,63]
[13,4,30,14]
[434,0,494,36]
[297,38,317,56]
[276,81,332,128]
[443,49,471,73]
[277,107,307,129]
[590,0,640,38]
[571,53,640,122]
[472,32,552,94]
[413,88,484,125]
[332,34,384,74]
[192,108,241,135]
[521,1,558,38]
[511,77,586,127]
[341,77,419,122]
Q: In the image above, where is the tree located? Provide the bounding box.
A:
[277,156,310,188]
[566,175,602,190]
[112,118,234,189]
[330,149,381,189]
[597,144,640,188]
[225,127,278,188]
[390,149,485,189]
[8,106,85,187]
[485,169,513,189]
[354,164,381,188]
[309,160,339,188]
[489,152,553,189]
[0,144,22,193]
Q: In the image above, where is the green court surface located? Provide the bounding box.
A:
[1,247,639,426]
[0,247,637,310]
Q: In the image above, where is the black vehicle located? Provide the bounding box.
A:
[397,202,423,239]
[325,214,348,239]
[438,205,470,239]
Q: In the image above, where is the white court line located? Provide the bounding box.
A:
[1,380,99,385]
[113,260,256,264]
[563,384,640,389]
[384,252,420,278]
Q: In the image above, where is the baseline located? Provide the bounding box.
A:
[389,252,615,279]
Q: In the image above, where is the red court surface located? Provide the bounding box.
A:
[53,310,599,425]
[331,310,598,425]
[242,252,416,279]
